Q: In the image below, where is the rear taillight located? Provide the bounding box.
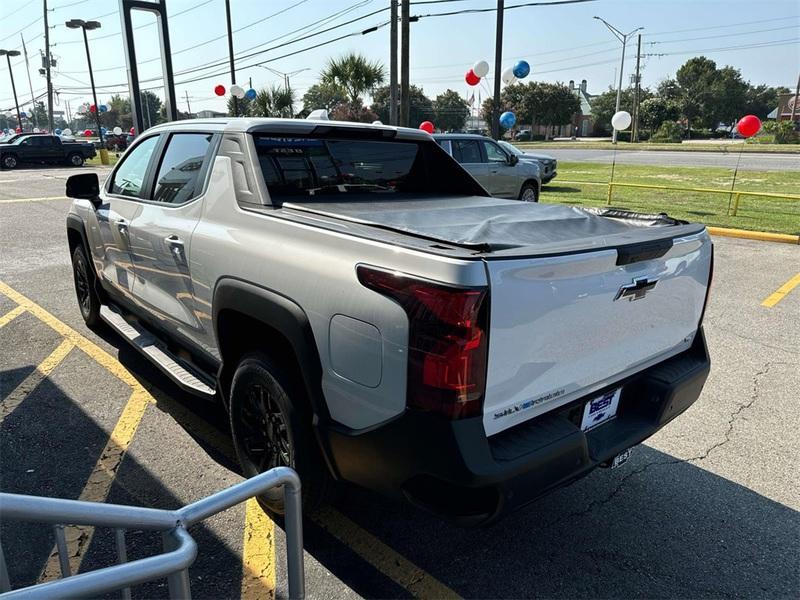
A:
[357,266,489,420]
[699,244,714,326]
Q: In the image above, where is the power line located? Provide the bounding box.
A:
[0,15,43,43]
[3,0,37,20]
[649,24,799,45]
[647,15,798,37]
[412,0,598,19]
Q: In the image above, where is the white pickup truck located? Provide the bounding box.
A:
[65,118,712,525]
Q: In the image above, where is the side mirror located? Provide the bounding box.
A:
[66,173,101,206]
[508,153,519,166]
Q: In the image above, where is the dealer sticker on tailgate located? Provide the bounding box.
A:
[580,388,622,431]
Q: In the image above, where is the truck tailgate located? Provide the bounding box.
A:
[483,230,712,436]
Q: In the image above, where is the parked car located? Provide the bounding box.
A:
[103,134,129,151]
[513,129,532,141]
[0,134,96,169]
[434,133,541,201]
[498,140,558,185]
[66,118,712,525]
[0,131,49,144]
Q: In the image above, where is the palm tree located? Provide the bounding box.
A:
[251,85,296,118]
[321,52,385,106]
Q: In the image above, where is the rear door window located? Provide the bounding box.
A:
[109,135,159,198]
[483,140,507,163]
[452,140,482,164]
[153,133,214,204]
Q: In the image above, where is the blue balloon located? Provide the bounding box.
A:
[54,128,62,135]
[245,88,257,100]
[100,127,107,134]
[499,111,517,129]
[512,60,530,79]
[20,111,27,119]
[99,104,108,113]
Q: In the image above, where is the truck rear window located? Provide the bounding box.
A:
[253,135,486,201]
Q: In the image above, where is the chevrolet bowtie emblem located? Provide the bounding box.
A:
[615,277,658,301]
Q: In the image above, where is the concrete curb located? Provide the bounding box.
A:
[707,226,800,245]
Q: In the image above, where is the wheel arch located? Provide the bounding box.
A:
[66,214,107,302]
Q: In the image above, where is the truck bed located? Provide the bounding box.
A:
[280,195,705,258]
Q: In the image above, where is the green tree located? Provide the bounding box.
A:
[139,90,163,129]
[639,97,681,136]
[227,94,254,117]
[433,89,469,131]
[251,85,296,118]
[744,84,789,119]
[321,52,385,106]
[329,99,377,123]
[710,66,749,127]
[656,78,681,100]
[370,85,433,127]
[675,56,719,135]
[300,82,349,117]
[590,87,638,134]
[32,101,47,128]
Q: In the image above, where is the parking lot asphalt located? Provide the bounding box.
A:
[1,165,798,599]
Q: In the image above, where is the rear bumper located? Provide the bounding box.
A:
[323,329,710,526]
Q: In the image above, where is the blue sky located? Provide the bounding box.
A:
[1,0,798,117]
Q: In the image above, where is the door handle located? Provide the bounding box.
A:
[165,235,185,259]
[116,219,129,235]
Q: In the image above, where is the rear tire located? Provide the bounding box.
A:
[68,153,85,167]
[229,352,332,517]
[1,154,18,170]
[519,182,539,202]
[71,246,101,328]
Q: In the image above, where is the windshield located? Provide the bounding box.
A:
[498,140,523,156]
[253,134,487,202]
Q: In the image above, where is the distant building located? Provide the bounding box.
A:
[528,79,596,138]
[767,93,800,121]
[196,110,226,119]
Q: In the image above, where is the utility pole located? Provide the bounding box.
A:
[632,33,642,143]
[399,0,410,127]
[491,0,504,139]
[389,0,398,126]
[791,72,800,122]
[43,0,53,131]
[0,50,23,129]
[593,17,643,144]
[225,0,237,117]
[185,90,192,117]
[21,35,38,128]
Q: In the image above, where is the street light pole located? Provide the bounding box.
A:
[593,17,643,144]
[66,19,104,144]
[0,50,23,130]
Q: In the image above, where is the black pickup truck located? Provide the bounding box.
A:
[0,134,96,169]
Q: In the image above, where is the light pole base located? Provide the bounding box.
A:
[99,148,110,166]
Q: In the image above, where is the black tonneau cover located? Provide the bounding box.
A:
[283,195,705,255]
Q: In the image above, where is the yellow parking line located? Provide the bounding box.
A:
[0,280,142,388]
[241,498,277,599]
[0,195,68,204]
[762,272,800,308]
[39,387,152,581]
[0,339,74,422]
[312,507,461,599]
[0,305,25,328]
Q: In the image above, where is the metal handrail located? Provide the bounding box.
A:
[0,466,304,600]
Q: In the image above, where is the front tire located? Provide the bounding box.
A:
[1,154,18,169]
[519,182,539,202]
[68,153,85,167]
[229,353,332,516]
[71,246,101,327]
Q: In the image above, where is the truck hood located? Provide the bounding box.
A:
[283,196,704,256]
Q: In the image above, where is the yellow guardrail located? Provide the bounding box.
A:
[555,180,800,216]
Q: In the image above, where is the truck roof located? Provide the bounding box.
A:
[142,117,432,141]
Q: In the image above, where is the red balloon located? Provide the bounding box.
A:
[465,69,480,86]
[89,104,97,113]
[419,121,434,134]
[214,84,226,97]
[736,114,761,138]
[15,127,22,133]
[130,127,135,135]
[84,129,92,137]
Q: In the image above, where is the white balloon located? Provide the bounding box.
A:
[611,110,632,131]
[33,128,40,133]
[473,60,490,78]
[231,84,245,99]
[501,67,517,85]
[62,128,72,136]
[113,126,122,135]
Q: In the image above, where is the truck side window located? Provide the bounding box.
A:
[452,140,481,164]
[153,133,213,204]
[483,141,507,163]
[110,136,159,198]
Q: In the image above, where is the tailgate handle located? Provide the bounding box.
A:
[616,239,673,266]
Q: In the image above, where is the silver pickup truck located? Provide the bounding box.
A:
[66,118,712,525]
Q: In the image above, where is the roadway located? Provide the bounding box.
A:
[528,148,800,171]
[1,165,798,598]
